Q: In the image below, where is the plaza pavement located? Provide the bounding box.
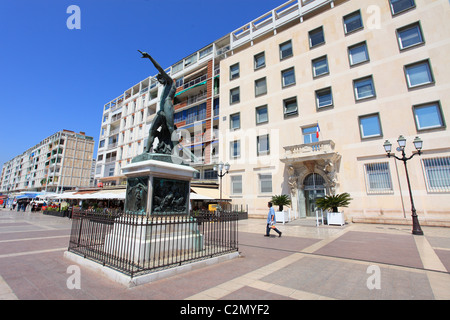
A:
[0,208,449,301]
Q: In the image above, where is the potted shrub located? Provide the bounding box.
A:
[315,193,352,226]
[271,194,291,212]
[315,193,352,212]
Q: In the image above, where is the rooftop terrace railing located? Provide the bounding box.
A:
[230,0,333,49]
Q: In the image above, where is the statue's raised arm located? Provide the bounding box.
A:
[138,50,171,83]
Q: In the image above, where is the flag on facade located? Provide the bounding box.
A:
[316,123,320,139]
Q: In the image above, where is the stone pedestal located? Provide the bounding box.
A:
[121,155,198,216]
[103,155,201,265]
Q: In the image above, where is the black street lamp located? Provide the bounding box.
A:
[383,136,424,235]
[213,162,230,201]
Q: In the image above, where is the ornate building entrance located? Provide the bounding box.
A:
[281,140,341,219]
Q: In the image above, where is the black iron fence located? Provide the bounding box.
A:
[68,209,239,278]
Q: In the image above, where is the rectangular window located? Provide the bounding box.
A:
[230,63,240,80]
[422,157,450,192]
[174,111,185,123]
[230,87,240,104]
[354,76,376,100]
[279,40,293,60]
[213,98,220,117]
[312,56,329,77]
[172,61,183,75]
[343,11,363,34]
[365,162,393,194]
[255,77,267,96]
[281,67,296,87]
[175,77,184,88]
[348,42,369,66]
[186,104,206,124]
[405,60,434,88]
[259,174,273,194]
[315,87,333,109]
[413,102,445,131]
[230,113,240,130]
[198,103,207,121]
[231,175,243,195]
[256,105,268,124]
[397,22,424,50]
[230,140,240,159]
[257,134,270,156]
[309,27,325,48]
[186,108,196,125]
[302,126,319,144]
[283,97,298,117]
[254,52,265,70]
[185,54,197,67]
[359,113,382,139]
[203,169,218,180]
[389,0,415,15]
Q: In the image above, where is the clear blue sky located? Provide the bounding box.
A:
[0,0,283,167]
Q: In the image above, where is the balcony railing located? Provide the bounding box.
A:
[181,74,207,90]
[282,140,336,161]
[230,0,333,49]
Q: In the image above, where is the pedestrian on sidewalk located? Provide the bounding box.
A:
[265,202,282,237]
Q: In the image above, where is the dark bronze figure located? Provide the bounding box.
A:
[138,50,177,155]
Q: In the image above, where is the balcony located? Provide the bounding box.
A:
[111,113,122,123]
[107,142,118,150]
[281,140,338,163]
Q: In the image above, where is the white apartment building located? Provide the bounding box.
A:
[1,130,95,193]
[95,0,450,226]
[219,0,450,225]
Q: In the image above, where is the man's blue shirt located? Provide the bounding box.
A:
[267,207,275,223]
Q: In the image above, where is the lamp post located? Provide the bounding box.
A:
[383,136,424,235]
[213,162,230,201]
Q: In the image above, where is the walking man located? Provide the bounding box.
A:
[265,202,282,237]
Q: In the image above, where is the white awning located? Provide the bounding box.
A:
[190,187,230,201]
[190,192,214,200]
[84,190,125,200]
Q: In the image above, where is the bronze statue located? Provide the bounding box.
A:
[138,50,177,155]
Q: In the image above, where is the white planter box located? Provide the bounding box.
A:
[327,211,345,226]
[275,209,291,224]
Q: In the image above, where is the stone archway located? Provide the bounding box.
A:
[285,154,341,219]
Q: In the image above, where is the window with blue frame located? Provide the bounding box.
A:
[174,110,186,123]
[213,98,220,117]
[184,103,207,124]
[413,102,445,131]
[303,126,319,144]
[389,0,415,15]
[359,113,382,139]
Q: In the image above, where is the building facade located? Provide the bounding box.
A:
[95,0,450,225]
[219,0,450,225]
[1,130,95,193]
